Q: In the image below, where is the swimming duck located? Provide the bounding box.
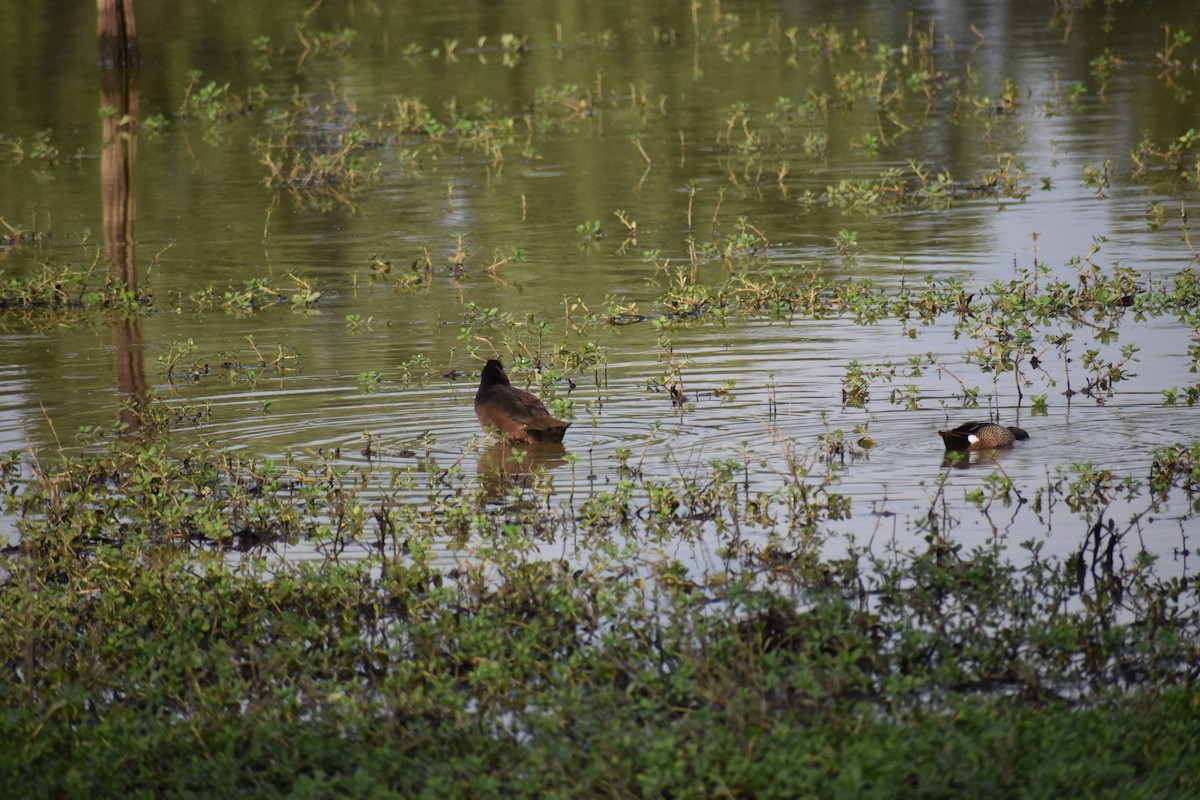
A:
[474,359,570,444]
[938,421,1029,451]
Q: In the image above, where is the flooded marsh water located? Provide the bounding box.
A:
[1,0,1199,577]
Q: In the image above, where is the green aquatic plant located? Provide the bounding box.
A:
[397,353,442,385]
[576,219,603,240]
[1131,128,1199,186]
[0,262,150,320]
[1,129,60,167]
[179,274,322,316]
[219,336,298,376]
[1156,24,1192,74]
[294,25,357,61]
[0,216,50,248]
[357,370,383,392]
[257,92,381,201]
[221,278,284,313]
[157,339,206,382]
[1083,159,1113,198]
[179,70,266,124]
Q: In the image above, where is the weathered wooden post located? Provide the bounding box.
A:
[98,0,145,428]
[97,0,139,70]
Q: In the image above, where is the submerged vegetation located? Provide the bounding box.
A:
[2,0,1200,796]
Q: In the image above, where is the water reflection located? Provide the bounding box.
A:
[99,19,145,432]
[477,440,569,500]
[940,449,1008,469]
[0,0,1196,579]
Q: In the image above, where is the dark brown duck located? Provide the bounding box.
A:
[474,359,570,444]
[938,421,1029,451]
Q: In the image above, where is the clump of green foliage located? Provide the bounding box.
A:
[0,400,1197,797]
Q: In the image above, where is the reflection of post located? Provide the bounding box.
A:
[99,0,145,430]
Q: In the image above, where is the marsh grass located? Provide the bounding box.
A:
[635,258,1200,411]
[3,246,1196,794]
[4,2,1200,795]
[6,243,1197,417]
[0,404,1198,796]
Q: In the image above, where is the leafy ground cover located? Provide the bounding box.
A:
[3,2,1200,796]
[0,399,1197,797]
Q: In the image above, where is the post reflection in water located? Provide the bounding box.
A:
[99,19,145,431]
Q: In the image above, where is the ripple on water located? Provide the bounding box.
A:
[135,299,1200,581]
[187,376,474,452]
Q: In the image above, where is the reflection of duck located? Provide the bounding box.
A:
[475,359,570,443]
[938,421,1029,451]
[941,448,1004,469]
[478,440,568,498]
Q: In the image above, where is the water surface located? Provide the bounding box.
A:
[1,0,1198,574]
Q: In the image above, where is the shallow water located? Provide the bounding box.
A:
[1,0,1198,574]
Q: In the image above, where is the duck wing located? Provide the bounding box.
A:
[938,421,1027,450]
[476,384,570,442]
